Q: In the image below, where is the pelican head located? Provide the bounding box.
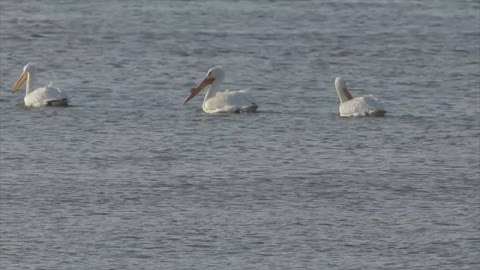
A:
[334,76,353,103]
[184,66,225,104]
[13,63,36,93]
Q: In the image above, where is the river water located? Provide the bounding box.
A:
[0,1,479,269]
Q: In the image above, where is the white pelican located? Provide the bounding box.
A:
[334,77,386,117]
[12,63,69,107]
[184,66,258,113]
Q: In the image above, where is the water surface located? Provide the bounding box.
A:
[1,1,479,269]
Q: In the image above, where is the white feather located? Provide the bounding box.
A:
[188,66,258,114]
[335,77,386,117]
[24,85,69,107]
[14,63,69,107]
[203,89,257,113]
[339,95,385,117]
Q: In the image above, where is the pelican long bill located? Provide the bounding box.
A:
[184,77,215,104]
[343,85,353,100]
[12,72,28,93]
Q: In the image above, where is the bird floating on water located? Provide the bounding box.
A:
[334,77,386,117]
[184,66,258,113]
[13,63,69,107]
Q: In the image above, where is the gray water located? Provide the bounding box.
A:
[1,1,479,269]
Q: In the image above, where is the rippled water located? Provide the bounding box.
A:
[1,1,479,269]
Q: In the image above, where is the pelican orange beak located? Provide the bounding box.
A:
[12,71,28,93]
[184,77,215,104]
[343,85,353,100]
